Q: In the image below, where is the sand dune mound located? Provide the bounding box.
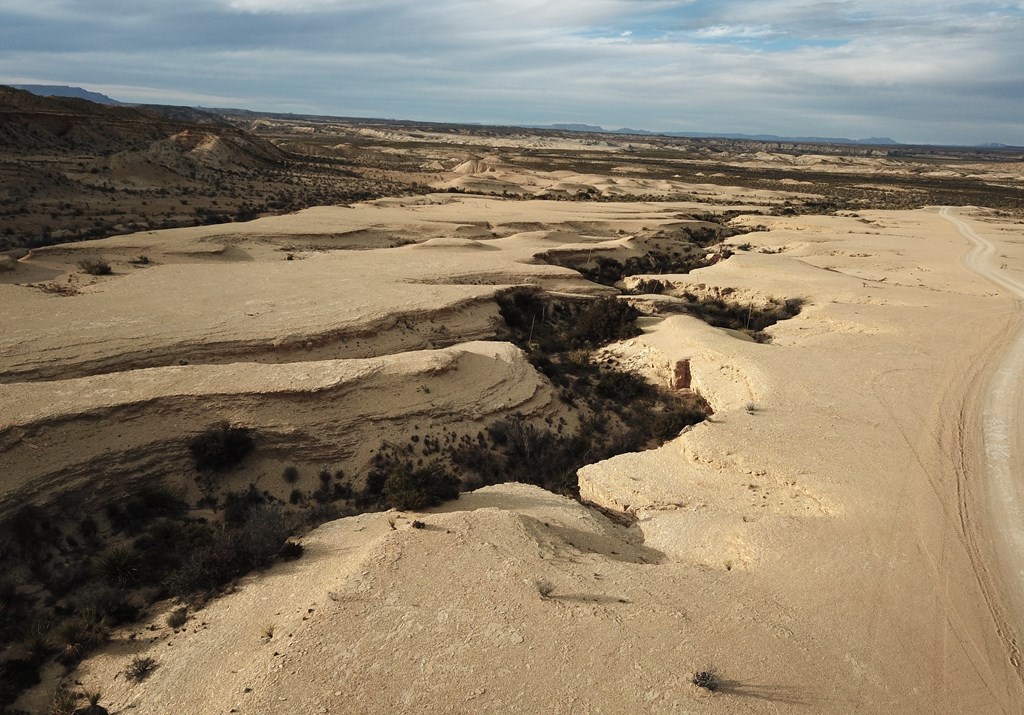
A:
[452,156,504,174]
[411,237,497,250]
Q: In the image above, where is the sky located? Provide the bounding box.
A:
[2,0,1023,145]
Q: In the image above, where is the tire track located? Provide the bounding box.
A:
[941,206,1024,681]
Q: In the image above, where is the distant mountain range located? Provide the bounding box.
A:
[527,123,901,146]
[7,85,1019,149]
[10,84,123,105]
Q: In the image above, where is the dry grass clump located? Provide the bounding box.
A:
[76,258,112,276]
[124,655,156,682]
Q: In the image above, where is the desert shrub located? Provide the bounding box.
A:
[124,655,156,683]
[7,505,53,551]
[692,669,720,692]
[39,560,91,598]
[671,294,804,340]
[0,659,40,706]
[382,462,459,510]
[500,418,552,464]
[239,505,292,567]
[189,422,254,472]
[496,289,547,332]
[54,613,108,665]
[449,441,504,483]
[596,371,651,400]
[278,541,303,561]
[164,505,291,596]
[47,685,80,715]
[78,516,99,540]
[166,607,188,629]
[580,256,625,285]
[566,298,640,348]
[631,278,666,295]
[96,544,142,588]
[77,258,112,276]
[282,466,299,483]
[223,484,265,526]
[649,405,707,441]
[72,583,137,624]
[22,624,54,665]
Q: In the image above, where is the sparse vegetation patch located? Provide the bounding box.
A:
[76,259,112,276]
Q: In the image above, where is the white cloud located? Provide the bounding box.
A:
[695,25,776,39]
[1,0,1022,144]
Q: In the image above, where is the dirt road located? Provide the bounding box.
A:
[942,206,1024,641]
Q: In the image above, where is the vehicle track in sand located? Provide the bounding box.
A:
[941,206,1024,677]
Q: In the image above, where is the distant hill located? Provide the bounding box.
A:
[9,84,122,105]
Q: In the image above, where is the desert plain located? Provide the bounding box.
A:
[3,91,1024,713]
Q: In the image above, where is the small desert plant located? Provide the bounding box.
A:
[76,691,107,714]
[96,544,141,588]
[166,607,188,629]
[77,259,112,276]
[47,686,80,715]
[281,465,299,483]
[536,579,555,599]
[124,655,157,683]
[692,668,720,692]
[189,422,254,472]
[23,624,54,664]
[54,612,109,664]
[260,623,275,640]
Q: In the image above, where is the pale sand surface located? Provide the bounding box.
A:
[4,198,1024,712]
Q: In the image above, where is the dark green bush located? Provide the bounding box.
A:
[96,545,142,588]
[382,462,459,510]
[567,298,640,348]
[189,422,254,472]
[596,371,651,400]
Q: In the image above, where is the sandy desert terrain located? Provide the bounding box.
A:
[3,97,1024,713]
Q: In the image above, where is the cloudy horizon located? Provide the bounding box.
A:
[2,0,1023,145]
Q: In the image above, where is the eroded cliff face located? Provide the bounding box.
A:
[4,199,1024,713]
